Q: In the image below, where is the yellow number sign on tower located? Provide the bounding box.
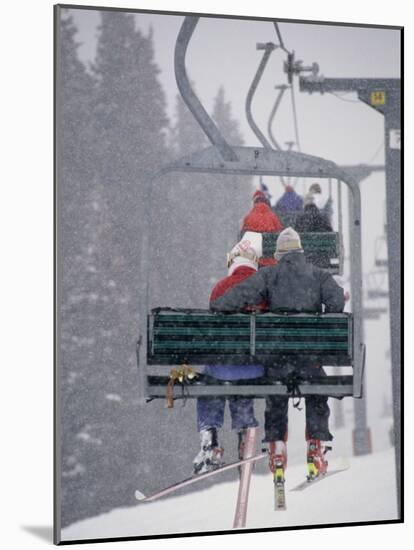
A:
[371,91,386,105]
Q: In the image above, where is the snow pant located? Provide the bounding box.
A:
[197,396,259,432]
[263,362,333,442]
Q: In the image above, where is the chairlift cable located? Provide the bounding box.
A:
[273,21,291,54]
[289,83,303,191]
[273,21,305,189]
[272,23,301,153]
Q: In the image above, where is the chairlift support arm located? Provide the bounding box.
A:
[174,16,238,162]
[245,42,278,150]
[267,85,289,151]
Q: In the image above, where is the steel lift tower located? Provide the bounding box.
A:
[300,74,401,517]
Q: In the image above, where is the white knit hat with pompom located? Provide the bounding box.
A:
[227,232,262,275]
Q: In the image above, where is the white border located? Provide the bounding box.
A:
[2,1,409,548]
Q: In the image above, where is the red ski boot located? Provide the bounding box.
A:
[268,441,287,510]
[306,439,331,480]
[268,441,287,478]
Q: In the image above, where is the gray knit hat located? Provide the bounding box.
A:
[304,192,315,207]
[274,227,303,260]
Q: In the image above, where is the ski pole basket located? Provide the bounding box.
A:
[139,309,364,401]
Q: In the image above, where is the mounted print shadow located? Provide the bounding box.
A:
[54,3,402,545]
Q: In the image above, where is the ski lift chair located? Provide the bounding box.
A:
[136,16,365,405]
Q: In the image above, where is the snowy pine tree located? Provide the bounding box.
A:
[150,92,211,308]
[210,86,251,275]
[58,10,112,524]
[58,11,174,526]
[58,13,252,528]
[152,86,251,307]
[92,12,168,281]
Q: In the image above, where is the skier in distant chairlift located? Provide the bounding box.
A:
[274,184,304,213]
[295,183,332,233]
[210,227,345,480]
[273,185,304,229]
[193,235,267,475]
[294,185,333,269]
[240,189,283,267]
[241,189,284,234]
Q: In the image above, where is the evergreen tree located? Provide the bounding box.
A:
[90,10,171,366]
[58,10,109,524]
[209,86,251,274]
[146,91,207,308]
[171,86,208,156]
[58,11,96,247]
[59,10,173,526]
[152,86,251,309]
[92,12,169,289]
[212,85,244,146]
[154,93,214,307]
[58,12,253,528]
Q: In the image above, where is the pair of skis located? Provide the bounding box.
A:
[135,428,262,528]
[135,449,266,503]
[135,429,348,524]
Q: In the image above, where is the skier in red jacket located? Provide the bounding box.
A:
[241,190,283,267]
[193,235,266,474]
[241,190,284,233]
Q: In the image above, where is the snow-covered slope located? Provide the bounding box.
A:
[62,448,397,542]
